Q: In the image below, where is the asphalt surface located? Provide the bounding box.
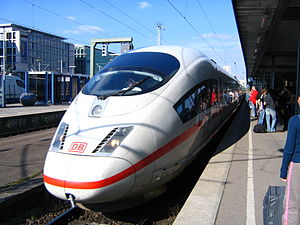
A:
[0,128,56,187]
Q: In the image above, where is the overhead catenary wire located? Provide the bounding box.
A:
[195,0,236,66]
[21,0,111,38]
[102,0,172,45]
[0,17,90,45]
[166,0,229,67]
[0,17,32,30]
[102,0,155,36]
[184,0,189,19]
[80,0,156,43]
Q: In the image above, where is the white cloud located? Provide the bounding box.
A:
[63,29,79,34]
[66,16,77,21]
[78,25,104,33]
[138,1,151,9]
[202,33,238,41]
[192,33,240,49]
[63,25,104,34]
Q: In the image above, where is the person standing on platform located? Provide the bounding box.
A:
[264,88,277,132]
[257,88,266,125]
[249,86,258,118]
[280,94,300,225]
[210,88,217,105]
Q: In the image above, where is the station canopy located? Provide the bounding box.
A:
[232,0,300,88]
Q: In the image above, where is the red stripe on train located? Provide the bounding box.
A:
[44,122,202,189]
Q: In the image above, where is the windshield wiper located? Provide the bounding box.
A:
[97,77,150,100]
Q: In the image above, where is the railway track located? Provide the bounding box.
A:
[1,144,215,224]
[44,138,215,225]
[46,205,83,225]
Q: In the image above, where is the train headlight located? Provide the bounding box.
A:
[51,122,69,151]
[91,105,103,117]
[101,126,133,153]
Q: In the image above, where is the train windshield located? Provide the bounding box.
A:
[82,52,180,98]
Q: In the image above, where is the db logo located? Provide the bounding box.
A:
[69,142,88,153]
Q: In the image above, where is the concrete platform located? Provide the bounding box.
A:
[174,105,286,224]
[0,104,68,211]
[0,103,69,136]
[0,103,69,118]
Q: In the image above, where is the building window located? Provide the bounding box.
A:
[7,56,12,63]
[7,48,12,55]
[6,33,12,39]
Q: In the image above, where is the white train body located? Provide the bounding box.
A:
[43,46,242,210]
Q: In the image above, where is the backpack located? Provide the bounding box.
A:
[256,93,261,100]
[253,124,266,133]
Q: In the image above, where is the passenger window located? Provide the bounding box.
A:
[210,79,218,105]
[223,79,240,103]
[174,80,212,123]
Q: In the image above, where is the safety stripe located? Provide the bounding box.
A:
[44,121,202,190]
[284,162,294,225]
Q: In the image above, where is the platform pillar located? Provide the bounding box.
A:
[90,42,96,79]
[63,76,66,102]
[25,71,29,93]
[0,75,5,108]
[77,75,81,94]
[270,56,275,89]
[69,75,73,102]
[45,72,48,103]
[51,72,55,104]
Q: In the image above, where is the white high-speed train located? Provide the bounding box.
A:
[43,46,243,211]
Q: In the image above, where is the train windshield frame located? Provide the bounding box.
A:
[82,52,180,98]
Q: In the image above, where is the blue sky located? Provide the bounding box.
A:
[0,0,246,80]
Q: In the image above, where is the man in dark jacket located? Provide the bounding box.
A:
[264,88,277,132]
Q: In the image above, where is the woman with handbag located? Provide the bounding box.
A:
[280,94,300,225]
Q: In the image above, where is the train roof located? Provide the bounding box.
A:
[127,46,240,84]
[130,46,230,74]
[131,45,208,66]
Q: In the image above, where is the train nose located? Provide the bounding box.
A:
[43,151,136,203]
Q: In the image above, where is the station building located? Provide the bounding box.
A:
[0,24,116,105]
[0,23,79,104]
[74,44,117,75]
[0,23,74,77]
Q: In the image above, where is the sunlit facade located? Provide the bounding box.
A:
[74,44,117,75]
[0,23,74,78]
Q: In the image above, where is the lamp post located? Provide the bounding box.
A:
[58,60,63,74]
[36,58,42,71]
